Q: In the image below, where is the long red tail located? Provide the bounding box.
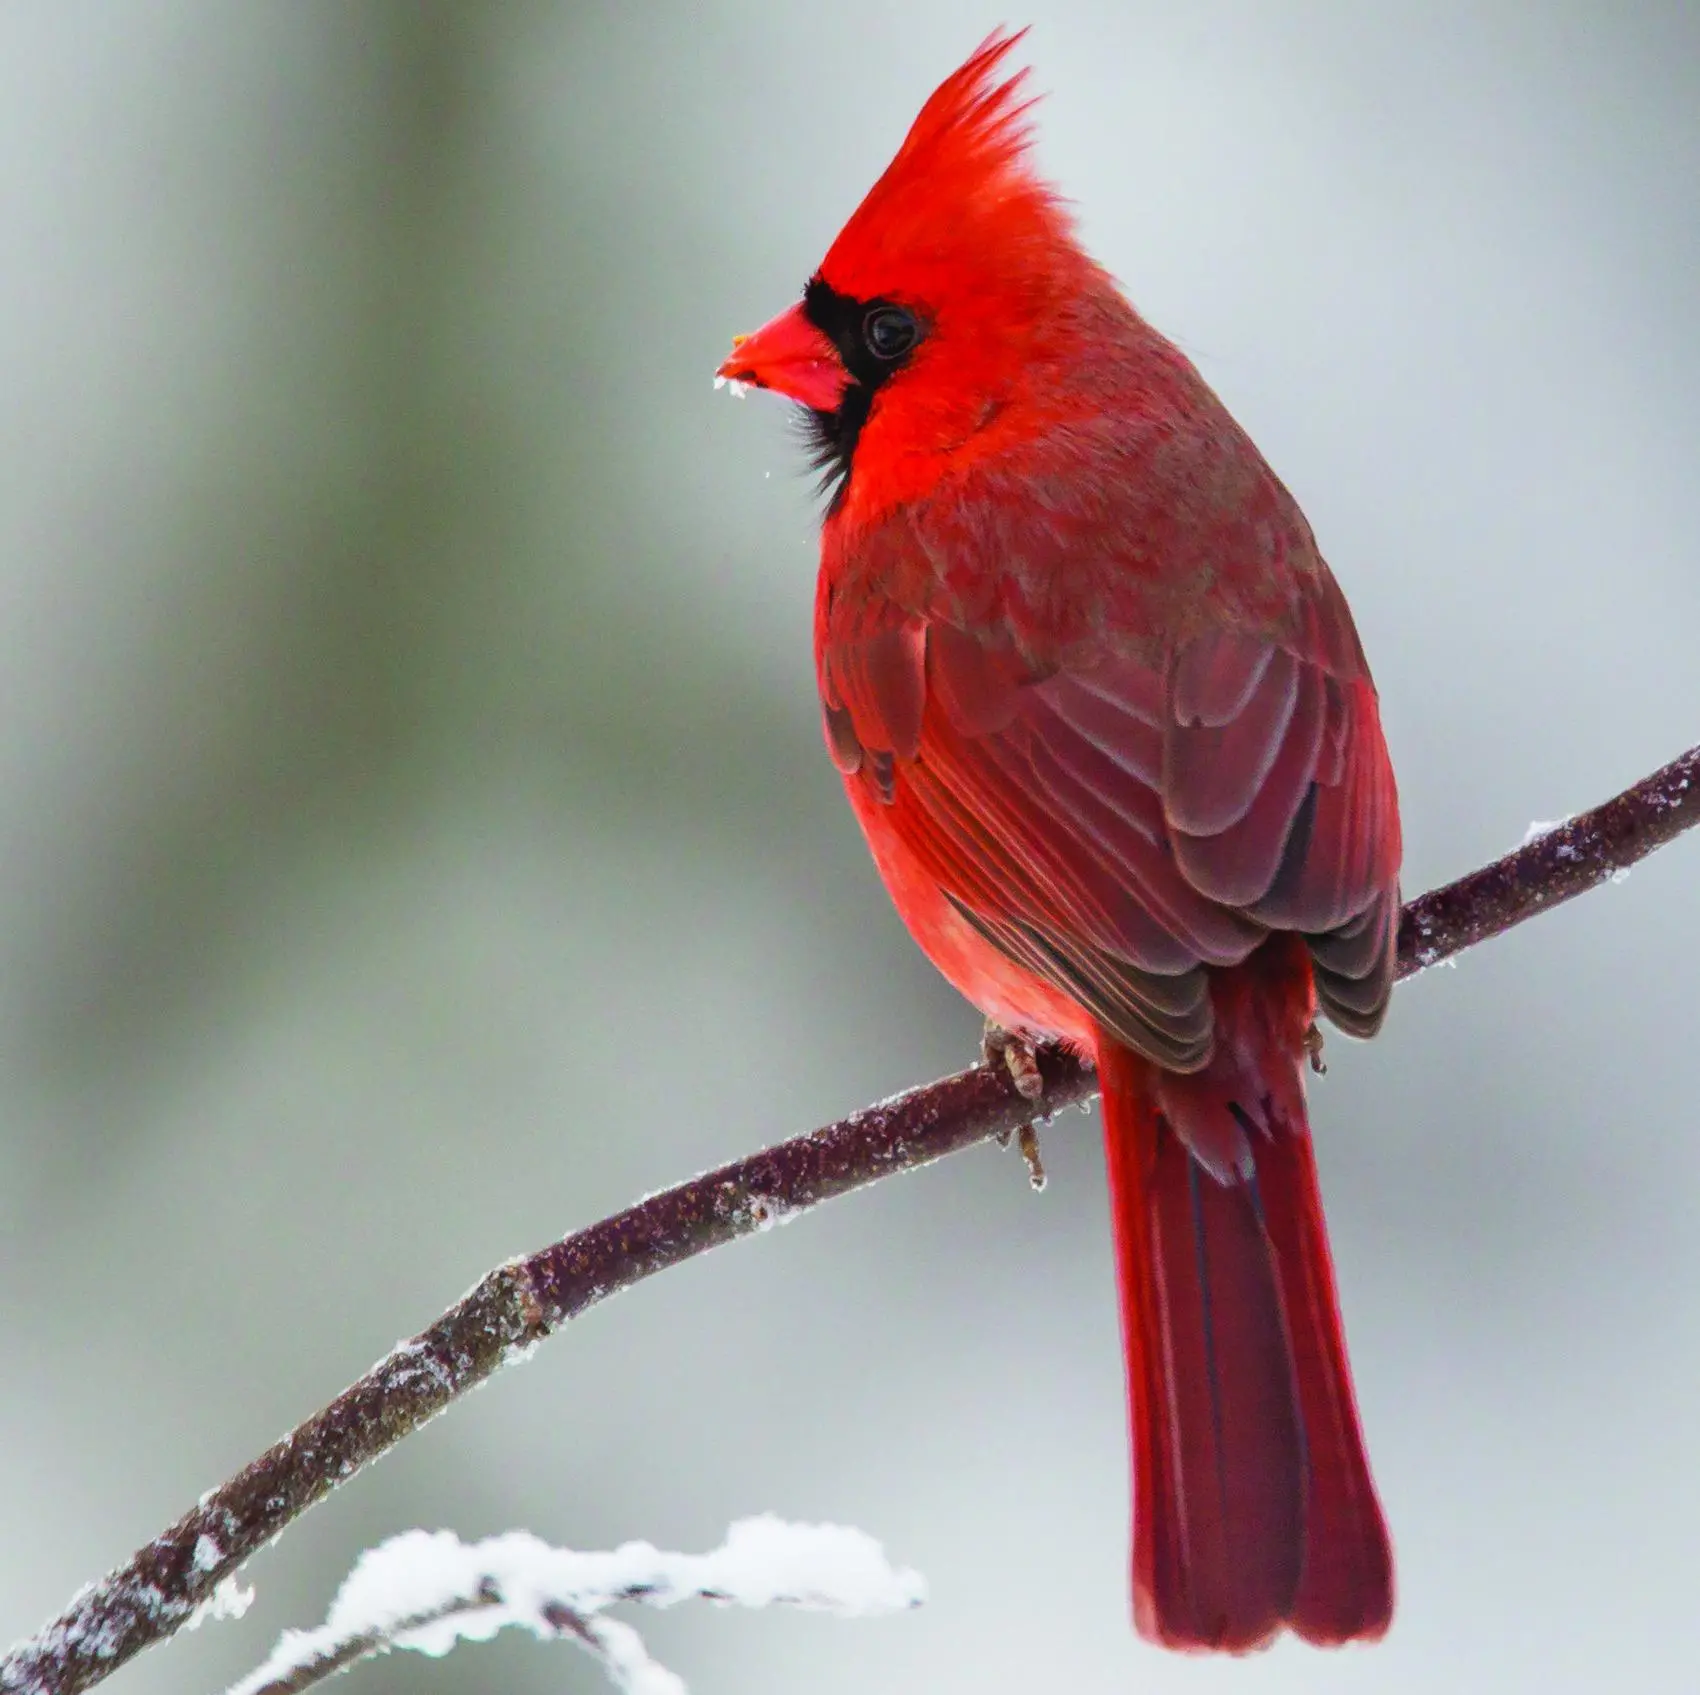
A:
[1096,1024,1393,1652]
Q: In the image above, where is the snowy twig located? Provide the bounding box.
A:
[223,1517,924,1695]
[2,741,1696,1695]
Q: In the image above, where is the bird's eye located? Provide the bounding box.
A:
[862,305,919,361]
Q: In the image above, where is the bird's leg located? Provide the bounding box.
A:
[983,1021,1048,1192]
[1305,1021,1328,1076]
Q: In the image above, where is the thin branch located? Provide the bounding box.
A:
[1394,746,1697,973]
[223,1517,924,1695]
[229,1585,638,1695]
[232,1598,493,1695]
[3,742,1696,1695]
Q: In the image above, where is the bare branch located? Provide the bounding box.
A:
[2,742,1695,1695]
[1394,744,1698,975]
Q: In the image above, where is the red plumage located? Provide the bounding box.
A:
[720,29,1400,1651]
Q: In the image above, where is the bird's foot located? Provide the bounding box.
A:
[983,1022,1047,1192]
[1305,1021,1328,1076]
[982,1021,1045,1101]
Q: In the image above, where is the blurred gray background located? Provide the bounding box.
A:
[2,3,1697,1691]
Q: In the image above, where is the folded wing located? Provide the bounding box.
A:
[817,565,1401,1065]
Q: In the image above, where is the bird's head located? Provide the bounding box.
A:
[718,30,1100,516]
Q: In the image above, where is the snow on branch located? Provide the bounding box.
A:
[2,741,1696,1695]
[224,1517,924,1695]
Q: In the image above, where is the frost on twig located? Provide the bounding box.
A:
[185,1579,255,1634]
[224,1516,925,1695]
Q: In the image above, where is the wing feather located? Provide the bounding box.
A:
[818,547,1399,1063]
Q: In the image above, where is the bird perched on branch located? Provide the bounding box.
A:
[717,29,1400,1652]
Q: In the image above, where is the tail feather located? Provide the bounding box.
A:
[1259,1126,1395,1643]
[1097,1029,1392,1652]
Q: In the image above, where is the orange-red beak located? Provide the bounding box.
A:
[717,301,849,412]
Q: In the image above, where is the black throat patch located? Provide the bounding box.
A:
[799,275,921,512]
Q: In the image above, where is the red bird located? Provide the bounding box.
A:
[718,31,1399,1652]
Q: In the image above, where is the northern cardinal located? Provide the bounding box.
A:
[717,31,1399,1652]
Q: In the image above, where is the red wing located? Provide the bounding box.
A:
[818,570,1401,1063]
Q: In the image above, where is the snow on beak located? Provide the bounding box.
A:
[717,301,849,411]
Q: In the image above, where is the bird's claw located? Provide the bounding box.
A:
[1305,1021,1328,1076]
[1013,1122,1047,1191]
[982,1021,1045,1101]
[983,1022,1048,1192]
